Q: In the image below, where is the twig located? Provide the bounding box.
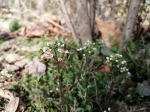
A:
[59,0,79,45]
[46,19,71,33]
[110,0,116,19]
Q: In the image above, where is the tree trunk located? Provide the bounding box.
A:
[124,0,141,40]
[76,0,92,44]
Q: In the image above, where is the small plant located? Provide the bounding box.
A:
[20,37,134,111]
[0,38,5,45]
[9,20,22,32]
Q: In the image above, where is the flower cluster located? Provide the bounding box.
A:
[104,107,111,112]
[0,68,12,78]
[106,54,131,76]
[77,40,105,52]
[41,42,70,62]
[42,40,105,63]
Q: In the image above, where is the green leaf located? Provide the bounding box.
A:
[136,80,150,96]
[145,44,150,56]
[109,36,114,42]
[53,101,59,105]
[130,41,136,51]
[76,107,84,111]
[86,104,92,111]
[101,46,114,56]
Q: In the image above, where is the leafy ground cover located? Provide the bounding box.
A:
[0,34,150,112]
[0,1,149,111]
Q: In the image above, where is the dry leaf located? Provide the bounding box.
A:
[0,89,19,112]
[96,63,110,73]
[95,17,121,47]
[28,57,46,77]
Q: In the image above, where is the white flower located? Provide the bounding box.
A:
[116,54,120,56]
[65,50,69,54]
[50,90,53,93]
[42,47,47,52]
[101,40,105,43]
[85,40,91,46]
[120,70,123,73]
[83,46,86,49]
[122,67,127,71]
[88,51,91,54]
[119,55,122,57]
[93,43,95,45]
[58,49,63,53]
[108,107,111,111]
[57,43,61,46]
[0,69,8,76]
[58,58,62,62]
[110,55,113,58]
[127,72,131,75]
[126,68,129,71]
[46,42,50,46]
[61,44,64,47]
[93,48,96,50]
[121,61,126,64]
[56,88,59,91]
[116,60,118,62]
[83,54,85,57]
[127,94,131,97]
[87,40,90,44]
[104,110,107,112]
[77,48,83,51]
[117,65,120,68]
[109,58,112,60]
[41,55,44,59]
[79,48,82,51]
[106,57,109,60]
[7,64,10,68]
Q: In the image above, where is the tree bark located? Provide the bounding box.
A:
[124,0,141,40]
[76,0,92,44]
[89,0,97,37]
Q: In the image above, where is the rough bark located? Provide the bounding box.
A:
[89,0,97,36]
[124,0,141,40]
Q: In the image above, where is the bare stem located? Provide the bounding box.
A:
[59,0,79,45]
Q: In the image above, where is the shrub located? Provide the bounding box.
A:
[9,20,22,32]
[20,38,135,112]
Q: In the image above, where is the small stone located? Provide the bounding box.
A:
[14,58,29,68]
[5,54,25,63]
[7,64,19,72]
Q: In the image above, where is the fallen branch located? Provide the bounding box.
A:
[46,19,71,33]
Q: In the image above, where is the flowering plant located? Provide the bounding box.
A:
[20,38,134,111]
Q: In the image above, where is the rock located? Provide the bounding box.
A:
[0,56,4,62]
[0,39,15,51]
[28,57,46,77]
[14,58,29,68]
[7,64,19,72]
[21,46,41,52]
[0,83,4,88]
[5,54,25,63]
